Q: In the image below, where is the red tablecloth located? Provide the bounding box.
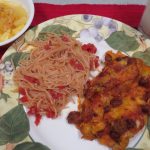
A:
[0,3,145,57]
[32,4,145,28]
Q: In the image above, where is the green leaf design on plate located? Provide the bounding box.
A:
[25,30,35,43]
[3,52,29,68]
[106,31,139,51]
[0,92,10,102]
[126,148,143,150]
[0,105,29,145]
[132,48,150,66]
[14,142,50,150]
[24,26,38,43]
[31,26,38,32]
[147,116,150,137]
[38,25,76,40]
[122,24,137,37]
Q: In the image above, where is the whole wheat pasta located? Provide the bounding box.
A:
[13,33,98,125]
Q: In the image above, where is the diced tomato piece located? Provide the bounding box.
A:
[28,107,42,125]
[90,56,99,70]
[44,44,50,50]
[28,106,38,115]
[94,56,100,68]
[44,41,51,50]
[57,85,66,90]
[35,114,42,126]
[18,87,26,95]
[81,43,97,54]
[69,58,84,71]
[46,110,55,118]
[90,58,94,70]
[61,35,69,42]
[86,80,91,87]
[49,89,63,99]
[19,96,28,103]
[24,75,39,84]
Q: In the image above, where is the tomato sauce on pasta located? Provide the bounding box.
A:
[13,33,99,125]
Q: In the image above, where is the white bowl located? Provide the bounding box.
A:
[0,0,35,47]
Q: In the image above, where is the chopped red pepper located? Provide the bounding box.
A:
[35,114,42,126]
[24,75,39,84]
[46,110,55,118]
[69,58,84,71]
[18,87,26,95]
[49,89,63,99]
[19,96,28,103]
[82,43,97,54]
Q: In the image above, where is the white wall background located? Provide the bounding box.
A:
[33,0,147,5]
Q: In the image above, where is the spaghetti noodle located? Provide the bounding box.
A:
[13,33,99,125]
